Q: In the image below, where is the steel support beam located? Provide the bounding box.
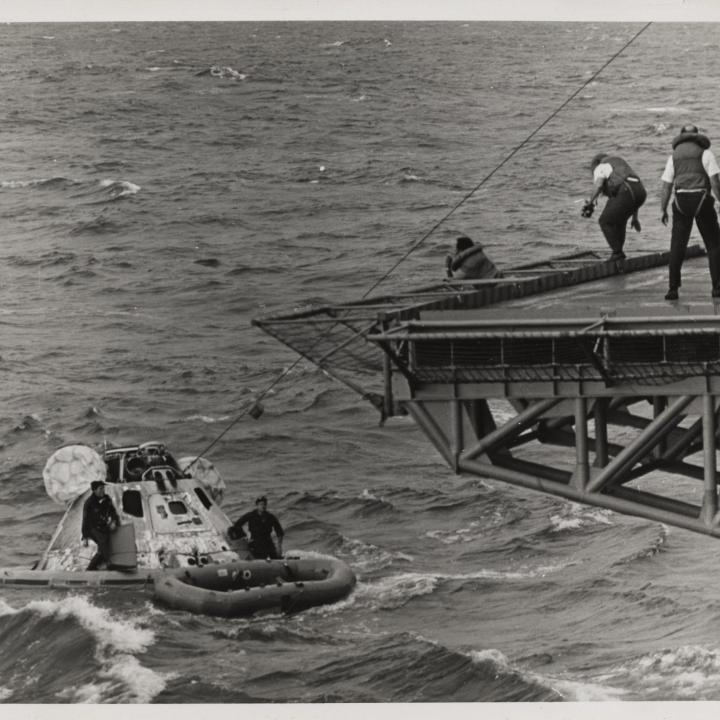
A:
[462,397,560,461]
[450,392,463,473]
[403,401,453,467]
[459,457,719,538]
[660,416,703,463]
[702,394,718,524]
[593,397,609,467]
[586,395,694,494]
[572,396,589,490]
[653,396,668,458]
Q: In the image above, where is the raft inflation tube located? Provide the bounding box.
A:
[153,554,357,617]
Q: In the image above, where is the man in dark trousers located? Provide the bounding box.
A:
[582,152,646,261]
[229,496,284,559]
[660,123,720,300]
[81,480,120,571]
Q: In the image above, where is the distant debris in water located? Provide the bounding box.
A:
[196,65,246,80]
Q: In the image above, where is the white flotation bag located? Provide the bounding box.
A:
[42,445,107,505]
[178,455,226,505]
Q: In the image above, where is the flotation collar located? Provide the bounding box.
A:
[451,245,486,271]
[598,156,641,197]
[672,132,710,150]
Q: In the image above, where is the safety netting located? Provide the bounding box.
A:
[252,248,706,397]
[406,328,720,385]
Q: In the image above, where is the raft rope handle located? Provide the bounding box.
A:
[185,22,653,470]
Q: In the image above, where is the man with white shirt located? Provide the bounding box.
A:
[583,153,646,261]
[660,123,720,301]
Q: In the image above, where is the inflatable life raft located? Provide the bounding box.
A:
[153,554,356,617]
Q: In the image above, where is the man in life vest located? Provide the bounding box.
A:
[660,123,720,301]
[229,495,284,559]
[581,153,647,261]
[445,236,502,280]
[81,480,120,571]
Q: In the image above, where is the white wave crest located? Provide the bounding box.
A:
[552,678,627,701]
[302,573,438,618]
[0,598,19,616]
[425,520,483,544]
[99,178,141,197]
[57,654,171,704]
[646,106,685,113]
[303,560,571,619]
[25,595,153,653]
[469,649,626,701]
[184,413,232,424]
[433,563,571,582]
[469,647,513,672]
[613,645,720,698]
[209,65,246,80]
[1,178,49,188]
[2,595,171,703]
[549,502,614,533]
[339,536,412,571]
[347,572,438,610]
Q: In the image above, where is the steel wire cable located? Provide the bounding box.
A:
[186,22,653,469]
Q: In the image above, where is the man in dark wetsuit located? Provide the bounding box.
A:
[229,496,284,559]
[582,153,647,261]
[81,480,120,571]
[660,123,720,301]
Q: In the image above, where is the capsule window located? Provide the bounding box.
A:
[194,487,212,510]
[122,490,144,518]
[167,500,188,515]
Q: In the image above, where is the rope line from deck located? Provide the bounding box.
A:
[186,22,653,469]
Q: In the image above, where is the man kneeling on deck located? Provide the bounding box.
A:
[445,236,502,280]
[229,496,284,559]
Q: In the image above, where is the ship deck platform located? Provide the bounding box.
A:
[255,245,720,541]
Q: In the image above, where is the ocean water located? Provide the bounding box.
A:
[2,20,720,705]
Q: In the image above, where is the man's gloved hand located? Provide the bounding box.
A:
[581,200,595,218]
[661,211,669,226]
[630,218,641,232]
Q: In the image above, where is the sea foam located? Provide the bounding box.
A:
[0,595,171,703]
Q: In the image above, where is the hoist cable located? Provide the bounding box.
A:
[362,21,652,299]
[186,22,652,469]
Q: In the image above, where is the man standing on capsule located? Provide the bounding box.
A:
[660,123,720,301]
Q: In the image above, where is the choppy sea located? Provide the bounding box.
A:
[2,20,720,707]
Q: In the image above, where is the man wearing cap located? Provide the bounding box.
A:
[81,480,120,571]
[229,496,284,559]
[660,123,720,300]
[582,153,647,261]
[445,236,502,280]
